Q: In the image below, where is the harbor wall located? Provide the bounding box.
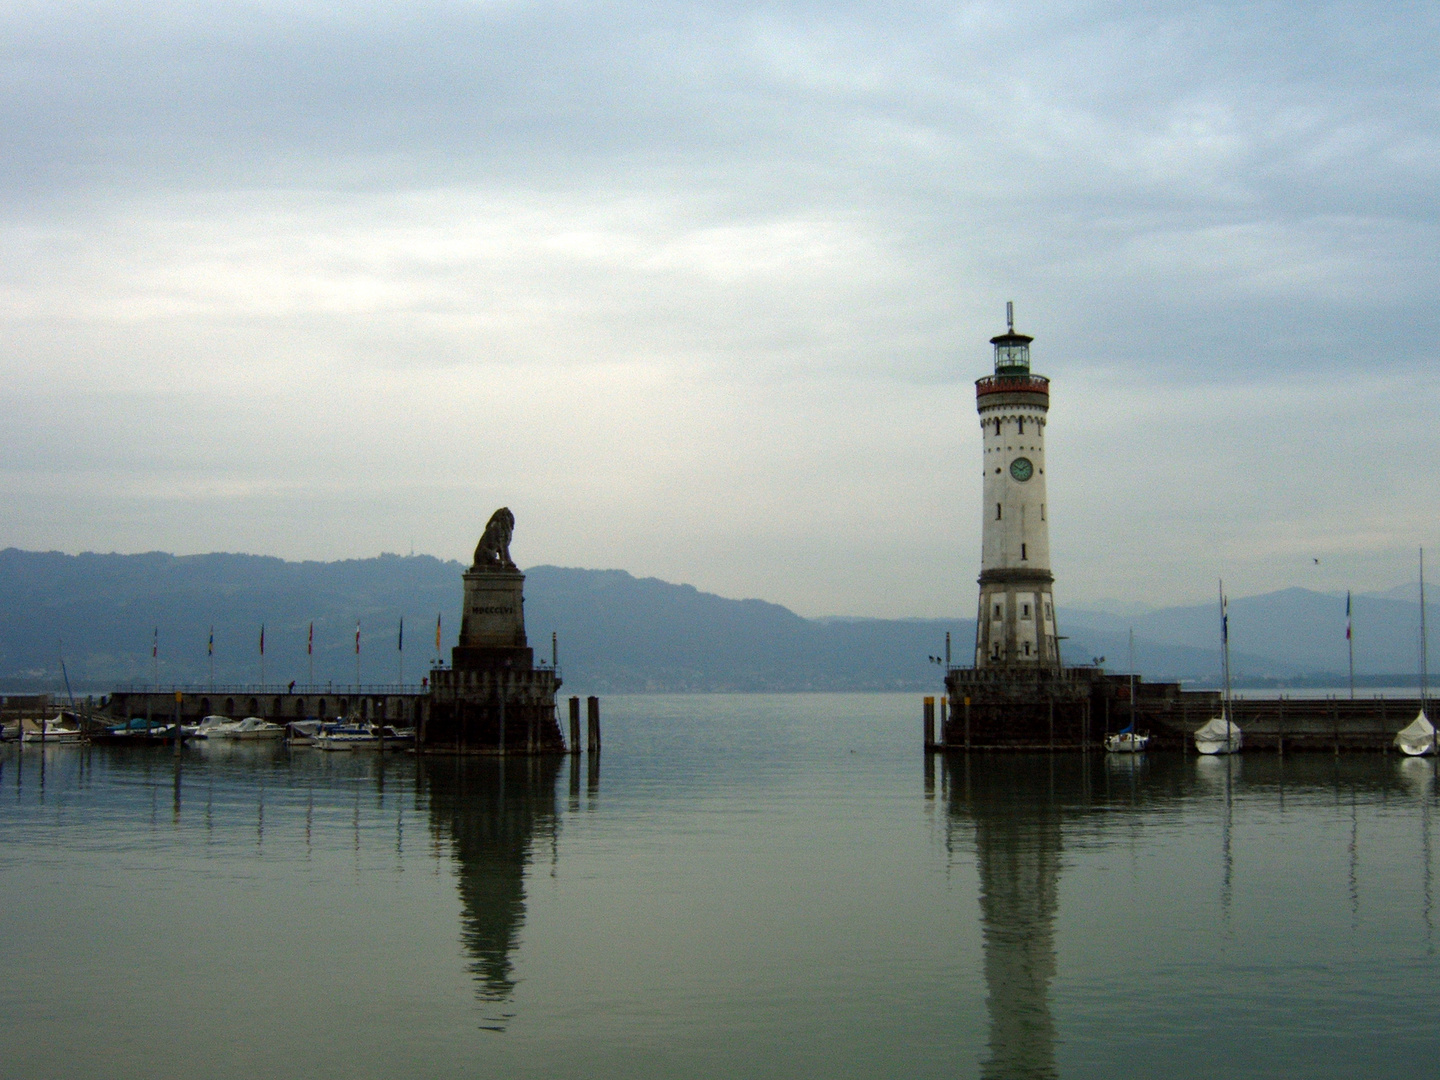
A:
[941,665,1426,751]
[104,687,427,725]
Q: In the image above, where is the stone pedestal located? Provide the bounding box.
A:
[420,520,565,754]
[453,569,533,672]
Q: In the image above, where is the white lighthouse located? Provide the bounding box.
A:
[974,304,1061,671]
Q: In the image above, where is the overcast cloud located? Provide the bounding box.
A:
[2,0,1437,615]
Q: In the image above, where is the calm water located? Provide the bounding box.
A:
[2,694,1438,1079]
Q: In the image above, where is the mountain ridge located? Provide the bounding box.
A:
[0,548,1431,693]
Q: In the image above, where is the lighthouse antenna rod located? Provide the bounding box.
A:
[1006,301,1014,332]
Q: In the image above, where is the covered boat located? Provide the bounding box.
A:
[286,720,323,745]
[1195,716,1243,755]
[1394,710,1436,757]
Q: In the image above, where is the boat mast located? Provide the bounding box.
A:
[1128,628,1136,738]
[1220,580,1232,725]
[1422,548,1430,714]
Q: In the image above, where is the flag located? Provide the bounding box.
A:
[1221,594,1228,644]
[436,613,442,650]
[355,621,361,654]
[208,627,213,657]
[259,623,265,656]
[1346,590,1352,640]
[397,616,404,652]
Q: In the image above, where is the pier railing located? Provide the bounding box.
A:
[110,683,428,696]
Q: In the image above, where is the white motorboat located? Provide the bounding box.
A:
[206,716,284,741]
[194,715,234,738]
[21,715,85,744]
[313,722,379,752]
[1104,730,1149,753]
[1195,716,1243,755]
[1395,710,1436,757]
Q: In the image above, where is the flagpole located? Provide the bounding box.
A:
[398,616,404,687]
[355,619,361,691]
[260,623,266,691]
[1346,590,1354,700]
[208,625,215,692]
[153,627,159,693]
[307,621,314,689]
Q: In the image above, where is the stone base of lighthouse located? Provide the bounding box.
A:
[940,667,1222,751]
[943,669,1095,749]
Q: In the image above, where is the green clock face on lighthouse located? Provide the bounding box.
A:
[1010,457,1034,482]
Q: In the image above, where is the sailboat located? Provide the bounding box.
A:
[1105,629,1150,753]
[1395,549,1435,757]
[1196,583,1243,755]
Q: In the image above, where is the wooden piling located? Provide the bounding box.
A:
[923,697,935,748]
[587,696,600,753]
[568,696,581,755]
[964,695,971,751]
[938,697,947,745]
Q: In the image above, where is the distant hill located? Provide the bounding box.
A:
[1059,586,1431,682]
[0,548,1431,693]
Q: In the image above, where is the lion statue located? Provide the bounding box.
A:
[472,507,517,570]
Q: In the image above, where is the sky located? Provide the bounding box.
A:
[2,0,1438,617]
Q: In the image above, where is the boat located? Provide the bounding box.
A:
[379,725,416,748]
[1106,630,1148,753]
[1395,710,1436,757]
[313,722,379,751]
[21,715,86,744]
[228,717,285,740]
[196,715,286,740]
[1195,716,1243,755]
[1395,551,1435,756]
[1196,582,1243,755]
[286,720,323,745]
[89,722,190,747]
[1104,728,1149,753]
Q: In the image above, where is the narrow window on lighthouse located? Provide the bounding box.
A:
[1024,641,1031,656]
[1021,543,1027,561]
[994,603,1002,619]
[996,503,1002,520]
[994,419,1001,436]
[1017,418,1024,434]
